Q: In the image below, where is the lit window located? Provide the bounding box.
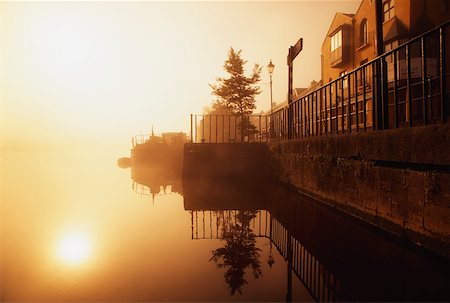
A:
[383,0,395,22]
[340,71,348,89]
[331,30,342,52]
[360,19,368,45]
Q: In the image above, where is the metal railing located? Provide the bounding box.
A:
[273,21,449,140]
[189,114,270,143]
[132,133,153,146]
[189,22,448,143]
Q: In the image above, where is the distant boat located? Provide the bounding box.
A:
[117,157,132,168]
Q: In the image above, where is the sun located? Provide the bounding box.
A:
[56,231,92,265]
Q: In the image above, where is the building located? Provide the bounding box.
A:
[321,0,450,84]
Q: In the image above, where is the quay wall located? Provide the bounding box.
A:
[268,123,450,258]
[183,142,269,181]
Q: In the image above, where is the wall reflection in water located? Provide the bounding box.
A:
[131,162,183,201]
[181,176,450,302]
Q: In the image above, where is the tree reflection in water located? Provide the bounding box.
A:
[210,210,262,295]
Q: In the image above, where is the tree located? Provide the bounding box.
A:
[210,210,262,295]
[210,48,262,116]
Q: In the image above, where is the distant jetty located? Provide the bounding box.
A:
[131,132,188,170]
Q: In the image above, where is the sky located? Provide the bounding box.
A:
[1,0,360,150]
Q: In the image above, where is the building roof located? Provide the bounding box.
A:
[323,12,355,48]
[383,17,409,42]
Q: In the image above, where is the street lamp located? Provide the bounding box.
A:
[267,60,275,116]
[267,60,275,139]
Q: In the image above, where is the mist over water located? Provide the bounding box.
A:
[1,149,448,302]
[0,150,305,301]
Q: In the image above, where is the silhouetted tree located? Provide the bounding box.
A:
[210,48,261,115]
[210,210,262,295]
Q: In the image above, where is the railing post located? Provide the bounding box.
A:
[440,26,447,123]
[406,45,413,127]
[347,73,352,133]
[202,115,205,143]
[335,81,339,134]
[421,36,428,125]
[341,77,345,133]
[355,71,359,132]
[375,59,385,130]
[190,114,193,143]
[382,58,389,129]
[393,50,399,128]
[362,66,367,131]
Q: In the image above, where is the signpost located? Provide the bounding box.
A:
[287,38,303,139]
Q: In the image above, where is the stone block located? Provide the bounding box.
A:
[357,178,378,212]
[376,168,392,217]
[424,173,450,208]
[390,183,409,221]
[424,204,450,236]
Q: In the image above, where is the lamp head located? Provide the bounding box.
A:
[267,60,275,75]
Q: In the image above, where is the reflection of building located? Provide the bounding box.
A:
[321,0,450,84]
[131,163,182,201]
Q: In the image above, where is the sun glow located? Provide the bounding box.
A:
[56,231,92,265]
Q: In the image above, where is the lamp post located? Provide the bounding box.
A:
[267,60,275,139]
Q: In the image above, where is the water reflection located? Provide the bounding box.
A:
[182,177,450,302]
[55,230,92,265]
[131,162,182,200]
[3,150,446,301]
[210,210,262,295]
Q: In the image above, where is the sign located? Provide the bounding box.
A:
[287,38,303,64]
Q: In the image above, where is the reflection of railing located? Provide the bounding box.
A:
[190,210,270,239]
[271,220,340,302]
[132,181,174,198]
[190,209,340,301]
[189,114,271,143]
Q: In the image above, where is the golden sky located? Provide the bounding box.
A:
[1,1,360,150]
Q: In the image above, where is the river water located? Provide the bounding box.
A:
[1,150,449,302]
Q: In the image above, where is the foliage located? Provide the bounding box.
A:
[210,210,262,295]
[209,48,261,116]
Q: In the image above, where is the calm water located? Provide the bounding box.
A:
[1,150,449,302]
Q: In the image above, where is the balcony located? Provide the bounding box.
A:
[330,46,343,67]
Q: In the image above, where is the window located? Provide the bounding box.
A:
[340,71,348,89]
[383,0,395,22]
[331,30,342,52]
[360,19,368,46]
[384,40,398,52]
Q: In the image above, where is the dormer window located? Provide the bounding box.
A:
[383,0,395,22]
[331,30,342,52]
[330,27,349,67]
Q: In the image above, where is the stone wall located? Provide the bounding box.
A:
[268,123,450,257]
[183,143,270,181]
